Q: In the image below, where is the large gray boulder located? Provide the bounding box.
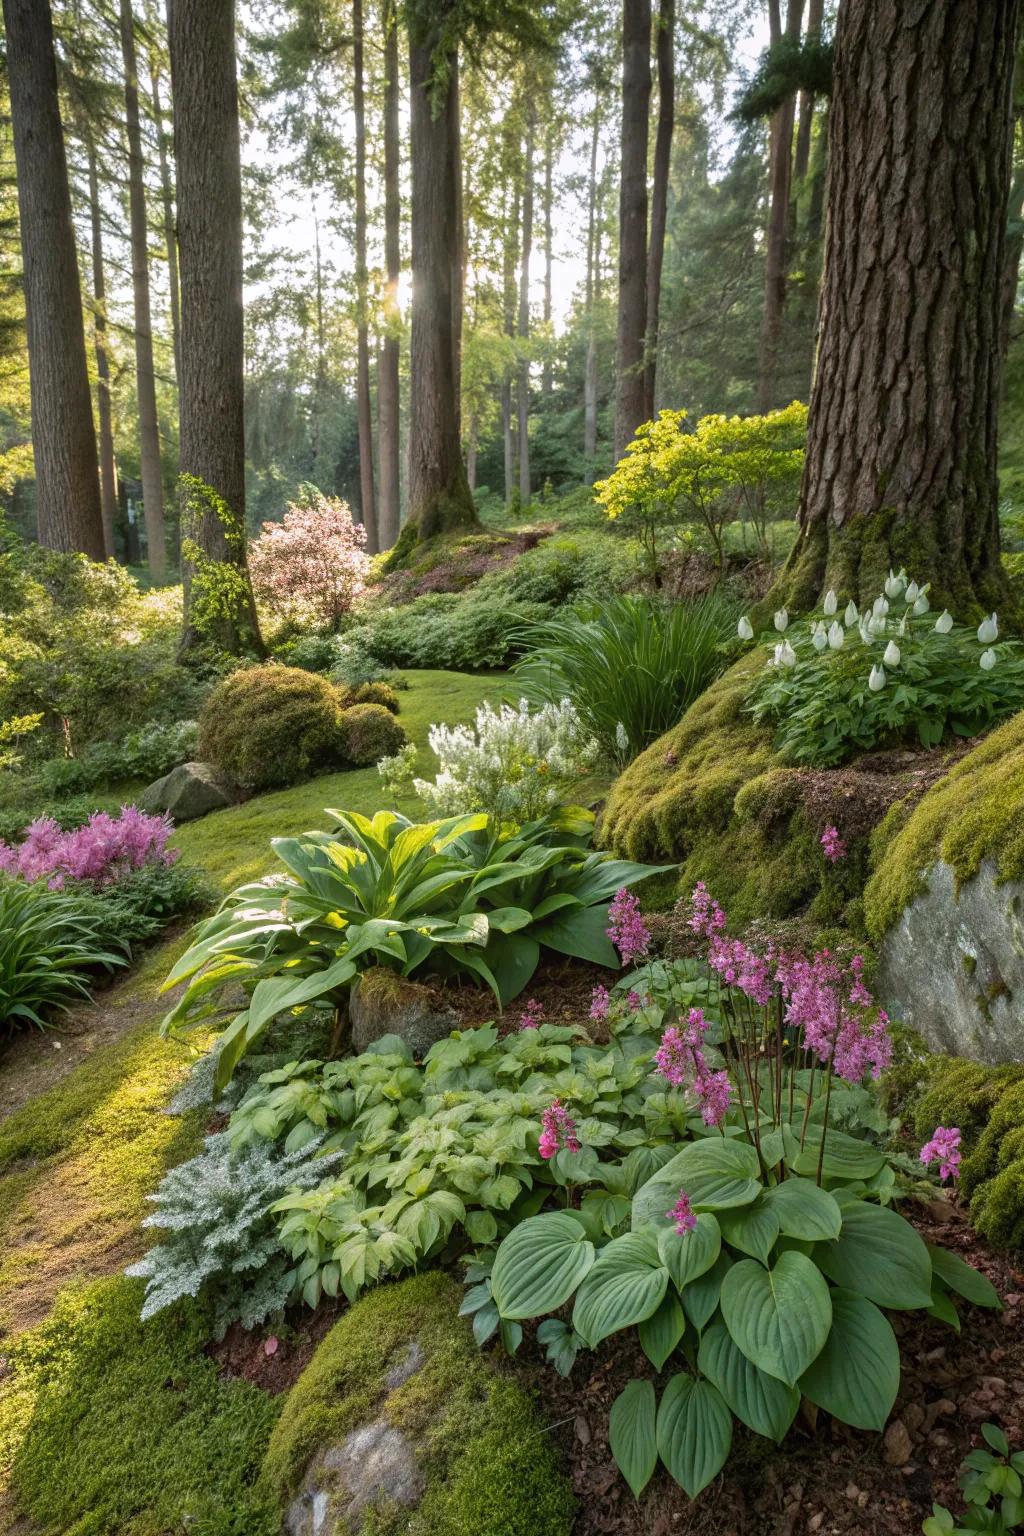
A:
[349,967,458,1057]
[877,857,1024,1063]
[139,761,234,822]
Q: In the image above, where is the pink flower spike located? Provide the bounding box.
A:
[518,999,544,1030]
[820,824,847,862]
[607,886,651,965]
[920,1126,961,1183]
[667,1189,697,1235]
[589,984,611,1022]
[539,1099,581,1160]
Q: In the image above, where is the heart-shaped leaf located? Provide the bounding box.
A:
[798,1288,899,1430]
[762,1178,843,1241]
[656,1374,733,1498]
[572,1231,668,1346]
[815,1200,933,1310]
[638,1290,686,1372]
[609,1379,658,1497]
[657,1212,721,1290]
[697,1319,799,1442]
[491,1211,596,1320]
[718,1201,781,1263]
[720,1251,832,1385]
[682,1250,733,1331]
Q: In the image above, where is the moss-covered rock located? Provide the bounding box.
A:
[262,1271,575,1536]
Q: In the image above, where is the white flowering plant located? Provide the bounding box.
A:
[412,698,599,822]
[742,574,1024,766]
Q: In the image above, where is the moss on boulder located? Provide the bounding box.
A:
[864,711,1024,940]
[262,1271,574,1536]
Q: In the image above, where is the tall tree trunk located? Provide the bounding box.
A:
[542,122,553,395]
[584,102,600,465]
[169,0,261,653]
[86,139,118,557]
[794,0,824,182]
[312,211,326,472]
[782,0,1019,613]
[466,414,477,493]
[377,0,401,549]
[146,32,181,384]
[613,0,651,460]
[3,0,105,559]
[404,28,477,541]
[757,0,804,412]
[1001,118,1024,366]
[518,107,535,507]
[120,0,166,579]
[643,0,674,421]
[502,164,520,506]
[353,0,377,551]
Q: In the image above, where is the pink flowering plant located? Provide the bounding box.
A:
[0,806,176,889]
[247,487,369,632]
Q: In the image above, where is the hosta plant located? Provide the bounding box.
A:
[161,805,667,1087]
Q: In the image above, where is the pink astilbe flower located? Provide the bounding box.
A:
[589,984,611,1021]
[708,935,773,1006]
[538,1099,581,1160]
[689,881,727,939]
[0,806,175,889]
[626,990,646,1012]
[920,1126,961,1183]
[694,1069,732,1127]
[607,886,651,965]
[667,1189,697,1235]
[820,824,847,862]
[518,999,544,1030]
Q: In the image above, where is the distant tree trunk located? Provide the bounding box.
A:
[120,0,166,579]
[584,103,600,465]
[466,413,478,492]
[353,0,378,551]
[377,0,401,549]
[542,122,553,395]
[404,25,477,541]
[757,0,804,413]
[3,0,105,559]
[502,163,520,506]
[1001,118,1024,365]
[794,0,824,182]
[86,139,118,557]
[169,0,261,654]
[782,0,1019,614]
[643,0,673,420]
[613,0,651,460]
[146,33,181,383]
[451,58,465,439]
[311,212,327,473]
[518,107,535,506]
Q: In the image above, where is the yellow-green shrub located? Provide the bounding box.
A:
[198,665,348,790]
[339,702,409,766]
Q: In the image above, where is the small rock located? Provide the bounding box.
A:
[844,1482,861,1502]
[574,1415,591,1446]
[884,1420,912,1466]
[350,967,459,1057]
[807,1514,825,1533]
[903,1403,925,1435]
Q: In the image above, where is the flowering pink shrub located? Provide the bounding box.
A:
[654,1008,732,1126]
[920,1126,961,1182]
[248,490,369,630]
[0,807,176,889]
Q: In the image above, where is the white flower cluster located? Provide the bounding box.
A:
[739,569,1001,689]
[414,697,599,822]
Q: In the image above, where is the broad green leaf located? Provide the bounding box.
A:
[632,1140,760,1226]
[531,905,619,967]
[572,1232,669,1346]
[815,1200,933,1310]
[682,1251,733,1331]
[609,1380,658,1498]
[697,1320,799,1442]
[656,1374,733,1498]
[720,1251,832,1385]
[490,1212,596,1320]
[790,1128,886,1181]
[718,1201,780,1264]
[926,1284,961,1333]
[926,1243,1002,1310]
[762,1178,843,1241]
[798,1289,899,1431]
[657,1213,721,1290]
[638,1290,686,1372]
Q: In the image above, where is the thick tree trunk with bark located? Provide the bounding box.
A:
[782,0,1020,613]
[757,0,804,413]
[613,0,651,460]
[147,32,181,383]
[794,0,824,182]
[584,105,600,465]
[169,0,261,654]
[502,162,520,506]
[404,30,477,542]
[542,124,553,396]
[4,0,105,559]
[377,0,401,549]
[86,140,118,557]
[643,0,673,421]
[518,107,534,506]
[120,0,166,579]
[353,0,378,551]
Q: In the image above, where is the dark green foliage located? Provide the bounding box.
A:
[733,35,835,122]
[0,880,126,1031]
[350,590,551,671]
[344,681,400,714]
[197,665,349,790]
[4,1278,280,1536]
[339,702,409,765]
[271,631,341,674]
[260,1270,575,1536]
[70,862,213,951]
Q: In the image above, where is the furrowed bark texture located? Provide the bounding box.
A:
[377,0,402,549]
[613,0,651,460]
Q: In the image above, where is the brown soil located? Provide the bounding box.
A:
[206,1298,346,1394]
[438,955,619,1035]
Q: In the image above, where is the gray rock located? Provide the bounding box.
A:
[877,857,1024,1063]
[138,761,233,822]
[350,967,458,1057]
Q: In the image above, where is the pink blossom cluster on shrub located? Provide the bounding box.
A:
[248,490,369,631]
[0,807,176,889]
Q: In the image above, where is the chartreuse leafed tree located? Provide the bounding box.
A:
[168,0,261,656]
[779,0,1021,614]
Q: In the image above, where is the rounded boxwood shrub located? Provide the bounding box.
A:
[339,701,408,766]
[344,680,400,714]
[197,665,347,790]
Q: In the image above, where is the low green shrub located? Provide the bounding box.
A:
[350,591,551,671]
[339,702,408,765]
[924,1423,1024,1535]
[0,879,126,1031]
[343,679,400,713]
[271,631,340,674]
[197,664,348,790]
[71,861,212,950]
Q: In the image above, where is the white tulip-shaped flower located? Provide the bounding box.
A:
[883,640,901,668]
[868,665,887,692]
[934,610,954,634]
[978,614,999,644]
[827,621,845,650]
[774,608,789,633]
[884,568,906,599]
[737,615,754,640]
[912,593,930,616]
[980,648,997,672]
[812,625,828,652]
[823,589,838,616]
[904,581,920,604]
[872,595,890,618]
[615,721,630,751]
[845,600,860,627]
[779,640,797,667]
[868,613,887,637]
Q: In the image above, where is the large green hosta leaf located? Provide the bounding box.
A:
[656,1374,733,1498]
[632,1140,761,1226]
[572,1231,669,1346]
[491,1212,596,1320]
[657,1213,721,1290]
[762,1178,843,1241]
[926,1243,1002,1310]
[720,1251,832,1385]
[638,1290,686,1371]
[815,1199,933,1310]
[609,1380,658,1497]
[697,1320,799,1442]
[798,1288,899,1430]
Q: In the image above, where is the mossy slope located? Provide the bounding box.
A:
[864,710,1024,939]
[262,1271,575,1536]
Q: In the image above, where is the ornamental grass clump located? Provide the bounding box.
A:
[742,571,1024,766]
